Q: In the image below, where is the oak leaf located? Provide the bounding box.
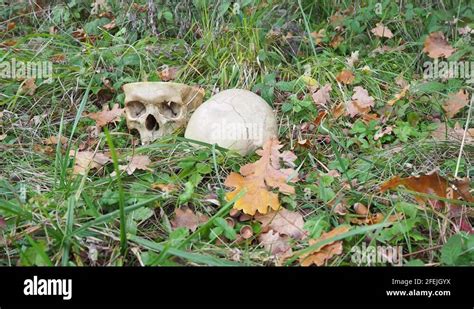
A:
[347,86,375,117]
[299,225,350,266]
[256,208,306,240]
[379,172,473,233]
[346,51,359,67]
[224,139,298,215]
[442,89,469,119]
[336,70,355,84]
[422,32,456,59]
[70,150,110,175]
[159,66,179,82]
[171,207,209,232]
[20,78,37,96]
[370,23,393,38]
[258,229,293,261]
[119,155,152,175]
[312,84,332,106]
[387,85,409,106]
[431,122,474,143]
[86,103,124,128]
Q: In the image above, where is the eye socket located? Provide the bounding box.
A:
[145,114,159,131]
[126,101,146,119]
[158,101,182,118]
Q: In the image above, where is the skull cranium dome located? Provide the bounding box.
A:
[184,89,278,155]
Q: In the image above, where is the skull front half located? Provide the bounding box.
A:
[123,82,204,144]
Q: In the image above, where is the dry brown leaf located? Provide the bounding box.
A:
[171,207,208,232]
[422,32,456,59]
[299,225,350,266]
[43,135,68,145]
[370,23,393,38]
[50,54,66,64]
[387,85,409,106]
[72,28,87,41]
[103,19,116,31]
[442,89,469,119]
[70,150,110,175]
[374,126,393,140]
[347,86,375,117]
[20,78,37,96]
[431,122,474,143]
[310,29,326,46]
[7,22,16,31]
[312,84,332,106]
[256,208,306,240]
[336,70,355,84]
[1,40,17,47]
[159,66,179,82]
[379,172,473,233]
[151,183,177,193]
[86,103,124,128]
[224,139,299,215]
[346,51,359,67]
[350,212,403,225]
[329,34,343,48]
[331,102,345,119]
[119,155,151,175]
[258,229,293,260]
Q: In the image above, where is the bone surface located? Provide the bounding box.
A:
[184,89,278,155]
[123,82,204,144]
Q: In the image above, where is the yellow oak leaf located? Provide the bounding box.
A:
[224,139,298,215]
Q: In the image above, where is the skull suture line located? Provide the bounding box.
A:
[123,82,204,144]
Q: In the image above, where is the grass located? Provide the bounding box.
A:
[0,0,473,266]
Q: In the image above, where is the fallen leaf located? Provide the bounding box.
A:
[370,23,394,38]
[313,111,328,127]
[387,85,409,106]
[7,22,16,31]
[346,50,359,67]
[431,122,474,143]
[224,139,299,215]
[103,19,116,31]
[458,25,473,35]
[151,183,177,193]
[50,54,66,64]
[119,155,151,175]
[256,208,306,240]
[422,32,456,59]
[336,70,355,84]
[69,150,110,175]
[43,135,68,145]
[331,102,345,119]
[159,66,179,82]
[329,34,343,48]
[72,28,87,41]
[374,126,393,140]
[380,172,473,233]
[86,103,124,128]
[20,78,37,96]
[442,89,469,119]
[310,29,325,45]
[258,229,293,260]
[171,207,208,232]
[350,212,403,225]
[312,84,332,106]
[347,86,375,117]
[299,225,350,266]
[1,40,17,47]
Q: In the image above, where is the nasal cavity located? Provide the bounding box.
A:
[145,114,159,131]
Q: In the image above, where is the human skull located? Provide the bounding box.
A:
[123,82,204,144]
[184,89,278,155]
